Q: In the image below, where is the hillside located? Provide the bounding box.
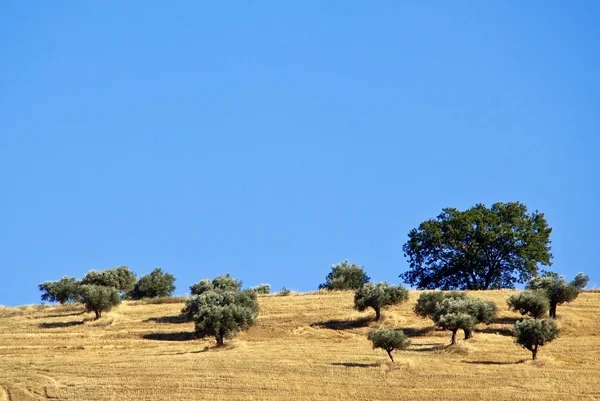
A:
[0,291,599,401]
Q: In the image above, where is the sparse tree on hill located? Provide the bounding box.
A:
[526,272,589,318]
[436,313,475,345]
[367,329,410,363]
[514,318,559,360]
[80,285,121,319]
[507,290,550,319]
[319,260,370,291]
[354,282,409,321]
[432,297,497,343]
[248,284,271,294]
[191,289,259,346]
[38,276,81,305]
[129,268,176,299]
[414,291,467,319]
[81,266,137,296]
[190,274,242,295]
[401,202,552,290]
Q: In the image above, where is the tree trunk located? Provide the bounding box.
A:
[95,310,101,320]
[216,336,224,346]
[374,308,381,321]
[386,349,394,363]
[550,303,557,319]
[463,329,472,339]
[451,329,457,345]
[532,345,538,360]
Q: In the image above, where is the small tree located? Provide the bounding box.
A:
[414,291,467,319]
[354,282,409,321]
[192,290,259,346]
[526,272,589,318]
[190,274,242,295]
[80,285,121,319]
[81,266,137,296]
[507,290,550,319]
[319,260,370,291]
[367,329,410,363]
[129,268,176,299]
[436,313,475,345]
[514,318,559,360]
[38,276,81,304]
[248,284,271,294]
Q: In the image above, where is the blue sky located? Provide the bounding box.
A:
[1,2,598,306]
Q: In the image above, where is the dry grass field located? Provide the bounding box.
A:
[0,290,599,401]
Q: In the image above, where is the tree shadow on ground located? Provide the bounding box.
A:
[401,326,435,337]
[143,315,188,324]
[40,311,85,319]
[142,332,198,341]
[464,359,527,365]
[39,320,83,328]
[475,327,514,337]
[331,362,380,368]
[310,316,372,330]
[492,316,521,325]
[409,343,446,352]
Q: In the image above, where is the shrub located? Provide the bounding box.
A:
[129,268,176,299]
[190,274,242,295]
[38,276,81,304]
[367,329,410,363]
[192,290,259,346]
[514,318,559,360]
[507,290,550,319]
[81,266,137,295]
[279,287,291,296]
[248,284,271,294]
[354,282,409,321]
[319,260,370,291]
[80,285,121,319]
[526,272,589,318]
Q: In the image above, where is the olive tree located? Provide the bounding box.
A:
[507,290,550,319]
[38,276,81,304]
[319,260,370,291]
[514,318,559,360]
[81,266,137,296]
[191,290,258,346]
[414,291,467,319]
[432,297,497,343]
[367,329,410,363]
[129,268,176,299]
[190,274,242,295]
[526,272,589,318]
[354,282,408,321]
[79,285,121,319]
[248,284,271,294]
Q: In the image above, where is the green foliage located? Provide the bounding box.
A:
[80,266,137,295]
[191,290,259,345]
[129,268,176,299]
[507,290,550,319]
[514,318,560,360]
[431,297,497,343]
[79,285,121,319]
[526,271,589,318]
[401,202,553,290]
[248,284,271,294]
[319,260,370,291]
[367,329,410,362]
[38,276,81,304]
[354,282,409,320]
[414,291,467,319]
[279,287,291,296]
[190,274,242,295]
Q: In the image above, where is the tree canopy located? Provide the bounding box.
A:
[354,282,408,320]
[514,318,559,360]
[190,274,242,295]
[38,276,81,304]
[129,268,176,299]
[526,272,589,318]
[319,260,370,291]
[367,329,410,363]
[401,202,552,290]
[80,266,137,295]
[79,285,121,319]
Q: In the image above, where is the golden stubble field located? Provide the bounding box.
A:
[0,290,599,401]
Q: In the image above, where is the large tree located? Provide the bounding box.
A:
[401,202,552,290]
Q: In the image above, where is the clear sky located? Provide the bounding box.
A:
[1,2,598,306]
